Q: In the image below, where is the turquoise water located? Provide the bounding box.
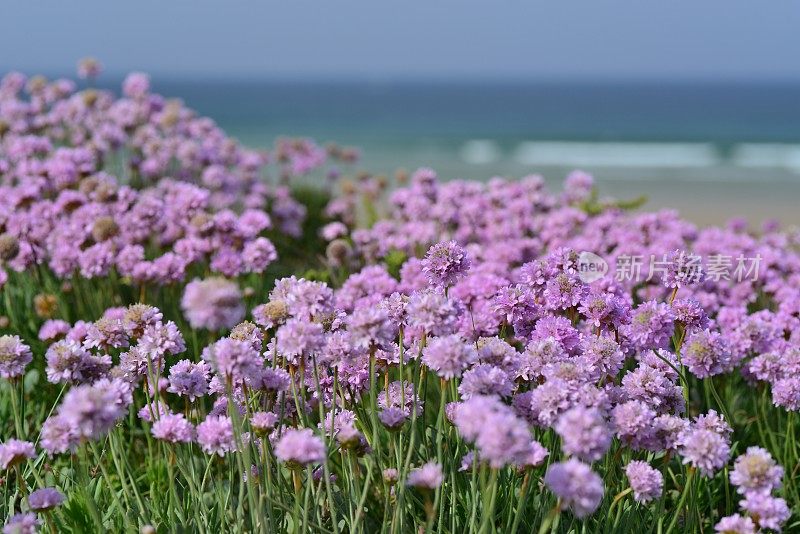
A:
[143,79,800,223]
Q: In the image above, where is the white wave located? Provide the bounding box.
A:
[730,143,800,171]
[512,141,720,168]
[459,139,501,165]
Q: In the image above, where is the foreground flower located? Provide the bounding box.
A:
[739,492,790,531]
[275,428,326,467]
[407,462,443,489]
[27,487,66,511]
[624,461,663,503]
[544,459,604,518]
[3,513,39,534]
[57,380,131,440]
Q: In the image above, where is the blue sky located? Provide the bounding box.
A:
[2,0,799,80]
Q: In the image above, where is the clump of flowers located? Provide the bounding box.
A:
[3,66,800,533]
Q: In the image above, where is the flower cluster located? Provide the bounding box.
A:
[2,69,800,532]
[0,68,357,289]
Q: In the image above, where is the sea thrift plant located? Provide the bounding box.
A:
[1,66,799,533]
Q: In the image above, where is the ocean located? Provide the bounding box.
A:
[148,79,800,225]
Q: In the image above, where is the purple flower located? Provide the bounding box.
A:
[122,304,163,338]
[405,289,461,338]
[83,317,129,350]
[682,329,732,378]
[248,367,291,393]
[422,240,471,287]
[252,301,289,330]
[152,413,194,443]
[452,395,510,441]
[620,361,684,415]
[138,321,186,357]
[347,306,395,351]
[559,168,593,200]
[377,380,423,416]
[38,319,70,342]
[39,415,80,455]
[272,277,334,319]
[739,492,790,532]
[3,513,39,534]
[528,379,573,427]
[57,380,130,440]
[422,334,478,379]
[202,338,262,382]
[181,278,244,331]
[0,335,32,379]
[407,461,443,489]
[45,340,111,385]
[458,364,514,399]
[122,72,150,98]
[714,514,757,534]
[623,301,675,351]
[694,410,733,439]
[27,487,65,511]
[653,414,690,451]
[678,427,730,477]
[611,400,657,450]
[275,428,326,467]
[453,396,532,468]
[167,360,211,401]
[274,319,325,365]
[383,468,399,484]
[544,459,604,518]
[580,335,625,380]
[532,316,580,354]
[730,446,783,495]
[250,411,279,435]
[516,440,549,468]
[378,407,408,430]
[77,57,102,79]
[624,461,663,503]
[0,440,35,469]
[661,249,703,288]
[243,237,278,273]
[555,407,611,463]
[196,415,236,456]
[772,376,800,411]
[671,298,709,330]
[543,272,587,311]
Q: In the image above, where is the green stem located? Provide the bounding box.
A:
[665,469,694,534]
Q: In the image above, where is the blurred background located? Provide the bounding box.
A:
[3,0,800,225]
